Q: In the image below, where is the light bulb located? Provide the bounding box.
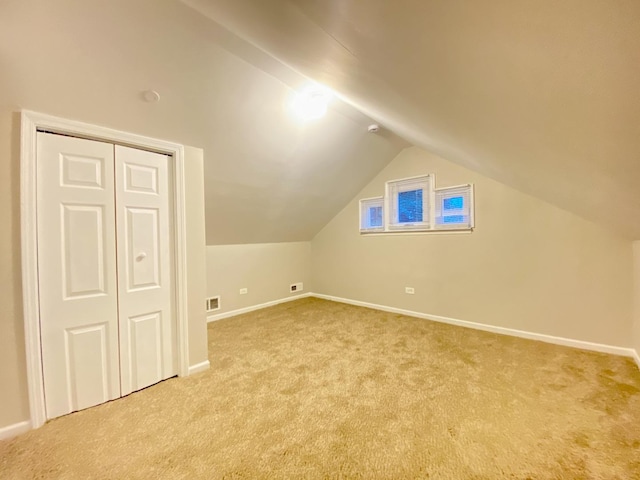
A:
[290,85,333,121]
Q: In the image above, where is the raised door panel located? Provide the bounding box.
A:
[62,204,107,298]
[125,163,158,194]
[65,324,111,411]
[37,132,120,420]
[61,154,104,188]
[125,207,161,291]
[128,312,163,391]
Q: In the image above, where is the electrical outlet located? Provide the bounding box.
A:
[405,287,415,294]
[239,288,248,295]
[290,282,304,293]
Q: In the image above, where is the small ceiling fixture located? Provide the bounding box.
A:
[367,124,380,133]
[290,84,333,121]
[141,90,160,103]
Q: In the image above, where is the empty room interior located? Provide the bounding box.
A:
[1,0,640,478]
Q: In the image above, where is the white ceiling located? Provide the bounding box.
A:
[0,0,407,244]
[184,0,640,239]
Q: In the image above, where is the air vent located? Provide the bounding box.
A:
[206,296,220,312]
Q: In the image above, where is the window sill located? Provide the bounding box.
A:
[360,228,473,236]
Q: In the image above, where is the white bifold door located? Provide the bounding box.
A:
[36,132,176,420]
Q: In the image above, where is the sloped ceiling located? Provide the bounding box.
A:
[183,0,640,239]
[0,0,407,244]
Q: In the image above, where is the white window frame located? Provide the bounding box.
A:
[359,196,385,233]
[385,174,435,231]
[359,174,475,235]
[434,184,475,230]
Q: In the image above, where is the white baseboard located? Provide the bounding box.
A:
[207,292,311,323]
[203,290,637,364]
[187,360,210,376]
[311,293,637,359]
[0,420,31,441]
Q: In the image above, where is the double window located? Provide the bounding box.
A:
[359,174,474,234]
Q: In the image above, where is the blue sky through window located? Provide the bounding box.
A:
[398,189,423,223]
[443,215,465,224]
[443,196,463,210]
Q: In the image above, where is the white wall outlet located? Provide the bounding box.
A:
[290,282,304,293]
[239,288,248,295]
[405,287,415,294]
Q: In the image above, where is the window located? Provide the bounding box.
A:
[359,197,384,232]
[435,185,474,229]
[398,189,423,223]
[358,173,474,234]
[386,175,432,230]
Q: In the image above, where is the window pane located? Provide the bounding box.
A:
[443,215,465,224]
[360,197,384,231]
[398,189,423,223]
[386,175,431,230]
[369,206,383,227]
[443,196,463,210]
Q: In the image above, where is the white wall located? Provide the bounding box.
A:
[206,242,311,317]
[311,147,634,347]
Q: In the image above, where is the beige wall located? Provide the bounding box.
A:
[632,242,640,357]
[0,109,29,429]
[206,242,311,316]
[0,111,208,430]
[312,147,633,347]
[184,147,209,368]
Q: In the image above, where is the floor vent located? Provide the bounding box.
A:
[206,296,220,312]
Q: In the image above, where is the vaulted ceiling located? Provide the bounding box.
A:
[4,0,639,242]
[184,0,640,239]
[0,0,407,244]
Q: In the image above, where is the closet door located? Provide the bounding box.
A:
[115,145,176,395]
[37,133,121,419]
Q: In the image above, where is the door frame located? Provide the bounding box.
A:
[21,110,190,429]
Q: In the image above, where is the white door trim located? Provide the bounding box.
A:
[21,110,190,429]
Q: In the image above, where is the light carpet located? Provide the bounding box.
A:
[1,297,639,479]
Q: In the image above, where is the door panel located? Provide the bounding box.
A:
[115,145,176,395]
[37,132,120,420]
[128,312,163,390]
[65,323,110,411]
[125,163,158,194]
[61,154,104,188]
[125,207,160,290]
[62,204,108,297]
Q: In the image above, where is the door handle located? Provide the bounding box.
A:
[136,252,147,262]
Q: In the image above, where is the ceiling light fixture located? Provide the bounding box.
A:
[290,84,333,121]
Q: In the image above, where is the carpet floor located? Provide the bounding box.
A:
[1,297,639,479]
